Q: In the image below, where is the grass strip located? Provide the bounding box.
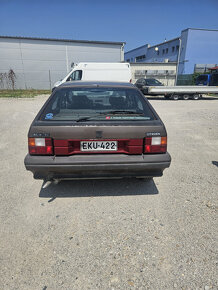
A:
[0,89,51,98]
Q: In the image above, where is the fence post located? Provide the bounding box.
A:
[49,70,51,90]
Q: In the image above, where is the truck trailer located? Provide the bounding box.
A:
[147,85,218,100]
[136,78,218,100]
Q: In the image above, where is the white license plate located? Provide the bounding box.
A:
[80,141,117,151]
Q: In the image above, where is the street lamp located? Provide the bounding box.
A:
[154,47,159,62]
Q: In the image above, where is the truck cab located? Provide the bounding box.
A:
[195,74,210,86]
[196,73,218,86]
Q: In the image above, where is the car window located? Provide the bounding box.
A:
[67,70,82,81]
[40,87,156,121]
[146,79,162,85]
[137,78,145,84]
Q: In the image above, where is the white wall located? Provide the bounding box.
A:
[0,37,123,89]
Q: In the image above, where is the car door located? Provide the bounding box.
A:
[135,78,144,89]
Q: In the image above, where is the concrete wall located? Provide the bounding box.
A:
[0,37,124,89]
[130,62,177,85]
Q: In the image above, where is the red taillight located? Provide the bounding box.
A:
[53,139,143,155]
[130,79,132,83]
[144,137,167,154]
[28,138,53,155]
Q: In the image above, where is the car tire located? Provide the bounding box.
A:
[182,94,189,100]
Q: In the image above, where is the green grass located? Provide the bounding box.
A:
[0,89,51,98]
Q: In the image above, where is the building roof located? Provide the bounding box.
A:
[208,66,218,70]
[182,28,218,33]
[0,35,125,46]
[148,37,180,49]
[125,37,180,55]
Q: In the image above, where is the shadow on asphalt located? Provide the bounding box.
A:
[39,178,158,201]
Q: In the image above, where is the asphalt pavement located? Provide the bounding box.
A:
[0,95,217,289]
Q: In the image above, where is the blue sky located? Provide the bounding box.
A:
[0,0,218,51]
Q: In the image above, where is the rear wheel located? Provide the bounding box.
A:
[171,94,180,100]
[182,94,190,100]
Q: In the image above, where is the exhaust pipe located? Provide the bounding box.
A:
[42,179,60,189]
[42,180,52,189]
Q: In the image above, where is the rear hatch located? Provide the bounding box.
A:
[28,84,167,156]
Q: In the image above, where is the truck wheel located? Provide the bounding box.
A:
[183,94,189,100]
[171,94,179,100]
[192,94,200,100]
[164,95,170,99]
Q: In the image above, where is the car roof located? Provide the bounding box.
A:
[58,81,135,89]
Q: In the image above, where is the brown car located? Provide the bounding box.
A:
[24,82,171,183]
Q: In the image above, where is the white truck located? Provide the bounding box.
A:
[53,62,132,90]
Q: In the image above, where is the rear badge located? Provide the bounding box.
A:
[146,132,161,136]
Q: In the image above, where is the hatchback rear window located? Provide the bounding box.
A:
[40,87,156,121]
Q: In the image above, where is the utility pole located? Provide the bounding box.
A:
[175,38,181,85]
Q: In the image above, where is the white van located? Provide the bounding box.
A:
[53,62,131,89]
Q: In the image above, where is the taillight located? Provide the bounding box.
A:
[130,79,132,83]
[144,137,167,154]
[28,138,53,155]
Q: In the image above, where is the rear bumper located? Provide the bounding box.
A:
[24,153,171,180]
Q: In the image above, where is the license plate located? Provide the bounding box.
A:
[80,141,117,151]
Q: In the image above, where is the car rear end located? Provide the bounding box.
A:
[24,82,171,181]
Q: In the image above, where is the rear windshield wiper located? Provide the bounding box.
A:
[76,112,108,122]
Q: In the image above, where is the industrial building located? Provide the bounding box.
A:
[0,36,125,89]
[125,28,218,76]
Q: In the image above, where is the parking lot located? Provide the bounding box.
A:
[0,95,217,290]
